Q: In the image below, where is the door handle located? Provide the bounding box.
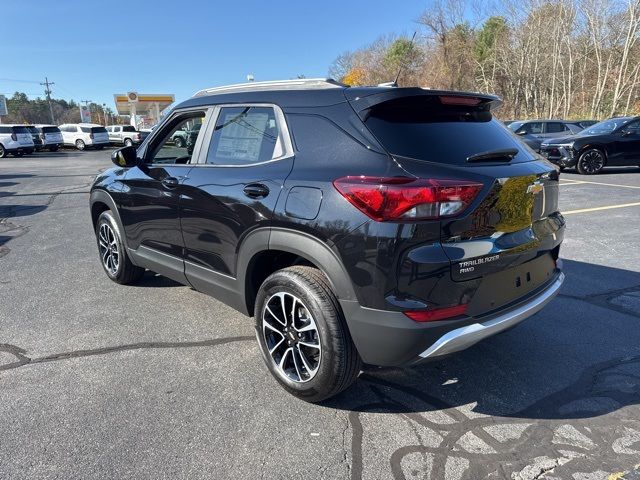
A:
[243,183,270,199]
[161,176,179,188]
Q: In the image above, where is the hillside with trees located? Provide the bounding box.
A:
[330,0,640,120]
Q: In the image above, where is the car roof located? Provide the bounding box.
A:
[178,78,502,110]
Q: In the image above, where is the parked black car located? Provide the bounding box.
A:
[90,79,565,401]
[540,116,640,174]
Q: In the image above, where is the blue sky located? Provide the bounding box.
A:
[0,0,426,108]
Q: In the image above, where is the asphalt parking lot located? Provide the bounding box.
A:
[1,150,640,480]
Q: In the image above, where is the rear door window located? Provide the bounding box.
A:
[546,122,568,134]
[363,97,532,165]
[206,106,282,165]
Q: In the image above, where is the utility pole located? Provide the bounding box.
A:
[40,77,55,124]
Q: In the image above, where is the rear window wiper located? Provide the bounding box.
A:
[466,148,519,163]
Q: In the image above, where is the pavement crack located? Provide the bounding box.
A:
[0,336,254,372]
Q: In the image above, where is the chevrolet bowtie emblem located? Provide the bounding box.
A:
[527,182,544,194]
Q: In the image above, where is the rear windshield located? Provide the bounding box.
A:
[364,97,532,164]
[122,126,136,132]
[26,126,39,134]
[12,126,29,134]
[42,126,60,133]
[81,126,108,133]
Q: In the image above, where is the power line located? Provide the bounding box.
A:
[40,77,55,124]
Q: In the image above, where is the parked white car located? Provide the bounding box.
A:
[34,125,64,152]
[0,124,35,157]
[58,123,109,150]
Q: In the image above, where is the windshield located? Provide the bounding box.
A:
[583,118,633,135]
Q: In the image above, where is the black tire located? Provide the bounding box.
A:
[577,148,605,175]
[124,138,133,147]
[174,137,184,148]
[75,139,85,150]
[254,266,361,402]
[0,144,5,158]
[95,210,144,284]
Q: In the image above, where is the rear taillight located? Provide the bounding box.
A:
[10,133,17,141]
[333,176,482,222]
[89,133,94,139]
[404,304,468,322]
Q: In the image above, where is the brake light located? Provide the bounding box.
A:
[439,96,482,106]
[333,176,482,222]
[404,304,468,322]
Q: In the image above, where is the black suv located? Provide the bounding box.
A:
[540,116,640,174]
[90,79,565,402]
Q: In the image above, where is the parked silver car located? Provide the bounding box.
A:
[106,125,147,147]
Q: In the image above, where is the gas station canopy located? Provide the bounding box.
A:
[113,92,175,127]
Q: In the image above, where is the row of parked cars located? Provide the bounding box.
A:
[0,123,149,158]
[506,117,640,174]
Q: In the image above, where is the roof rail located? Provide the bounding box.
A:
[193,78,346,97]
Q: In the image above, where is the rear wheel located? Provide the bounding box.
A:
[577,148,605,174]
[96,210,144,284]
[0,144,5,158]
[254,266,361,402]
[124,138,133,147]
[75,139,85,150]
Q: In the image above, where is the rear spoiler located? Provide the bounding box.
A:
[344,87,502,115]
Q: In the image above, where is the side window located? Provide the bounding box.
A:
[623,121,640,134]
[147,111,206,165]
[206,106,282,165]
[0,126,10,134]
[546,122,567,134]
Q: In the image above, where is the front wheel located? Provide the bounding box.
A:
[124,138,133,147]
[577,149,605,174]
[255,266,361,402]
[0,144,5,158]
[96,210,144,284]
[75,139,85,150]
[173,137,184,148]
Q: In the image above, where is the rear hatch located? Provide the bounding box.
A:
[11,126,33,146]
[350,90,564,317]
[26,126,43,146]
[84,126,109,143]
[41,126,62,143]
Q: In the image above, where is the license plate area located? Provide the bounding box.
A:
[466,253,556,317]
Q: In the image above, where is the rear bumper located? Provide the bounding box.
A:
[340,269,564,367]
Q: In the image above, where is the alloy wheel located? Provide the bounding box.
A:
[98,222,119,275]
[580,150,604,174]
[76,139,85,150]
[262,292,321,383]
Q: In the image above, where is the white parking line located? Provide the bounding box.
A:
[563,201,640,215]
[560,179,640,189]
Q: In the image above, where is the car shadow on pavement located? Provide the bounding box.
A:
[133,271,183,288]
[327,259,640,423]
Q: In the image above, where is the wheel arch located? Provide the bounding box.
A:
[238,227,358,316]
[578,143,608,162]
[90,189,128,246]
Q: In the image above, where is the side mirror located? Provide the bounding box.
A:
[621,130,633,137]
[111,146,139,167]
[515,130,526,135]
